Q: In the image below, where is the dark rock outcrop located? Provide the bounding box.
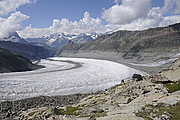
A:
[0,48,42,73]
[132,74,143,81]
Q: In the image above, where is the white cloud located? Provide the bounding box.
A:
[159,15,180,27]
[18,12,107,38]
[101,0,180,32]
[162,0,180,14]
[174,0,180,14]
[102,0,152,24]
[0,11,29,38]
[13,0,180,38]
[0,0,36,16]
[0,0,36,38]
[105,8,180,32]
[51,11,104,34]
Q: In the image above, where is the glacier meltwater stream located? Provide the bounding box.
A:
[0,57,146,101]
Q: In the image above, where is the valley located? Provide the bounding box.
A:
[0,23,179,120]
[0,0,180,119]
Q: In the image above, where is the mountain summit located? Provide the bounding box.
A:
[26,33,99,49]
[0,32,28,44]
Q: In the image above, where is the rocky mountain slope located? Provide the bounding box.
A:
[0,32,55,59]
[57,23,180,66]
[0,41,55,59]
[0,48,42,73]
[1,57,179,120]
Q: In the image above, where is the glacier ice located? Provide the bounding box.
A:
[0,57,146,101]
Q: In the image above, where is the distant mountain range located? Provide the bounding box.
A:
[26,33,99,49]
[0,32,102,59]
[56,22,180,62]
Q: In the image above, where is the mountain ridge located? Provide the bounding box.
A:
[57,22,180,59]
[26,33,100,49]
[0,32,56,59]
[55,22,180,73]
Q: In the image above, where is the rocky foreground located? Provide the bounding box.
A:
[0,58,180,120]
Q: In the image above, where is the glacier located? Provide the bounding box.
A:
[0,57,147,101]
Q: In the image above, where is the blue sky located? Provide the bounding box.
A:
[17,0,115,28]
[17,0,166,28]
[0,0,180,38]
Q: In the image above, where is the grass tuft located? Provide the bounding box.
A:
[163,80,180,93]
[136,102,180,120]
[54,106,82,116]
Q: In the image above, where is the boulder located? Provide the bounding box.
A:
[132,74,143,81]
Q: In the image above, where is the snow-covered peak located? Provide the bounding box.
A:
[0,32,27,43]
[85,33,99,39]
[47,33,98,47]
[26,32,102,48]
[44,33,100,40]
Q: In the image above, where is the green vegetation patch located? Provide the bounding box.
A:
[163,80,180,93]
[136,102,180,120]
[54,106,82,116]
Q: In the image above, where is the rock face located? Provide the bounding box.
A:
[55,40,85,56]
[0,48,42,73]
[56,22,180,62]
